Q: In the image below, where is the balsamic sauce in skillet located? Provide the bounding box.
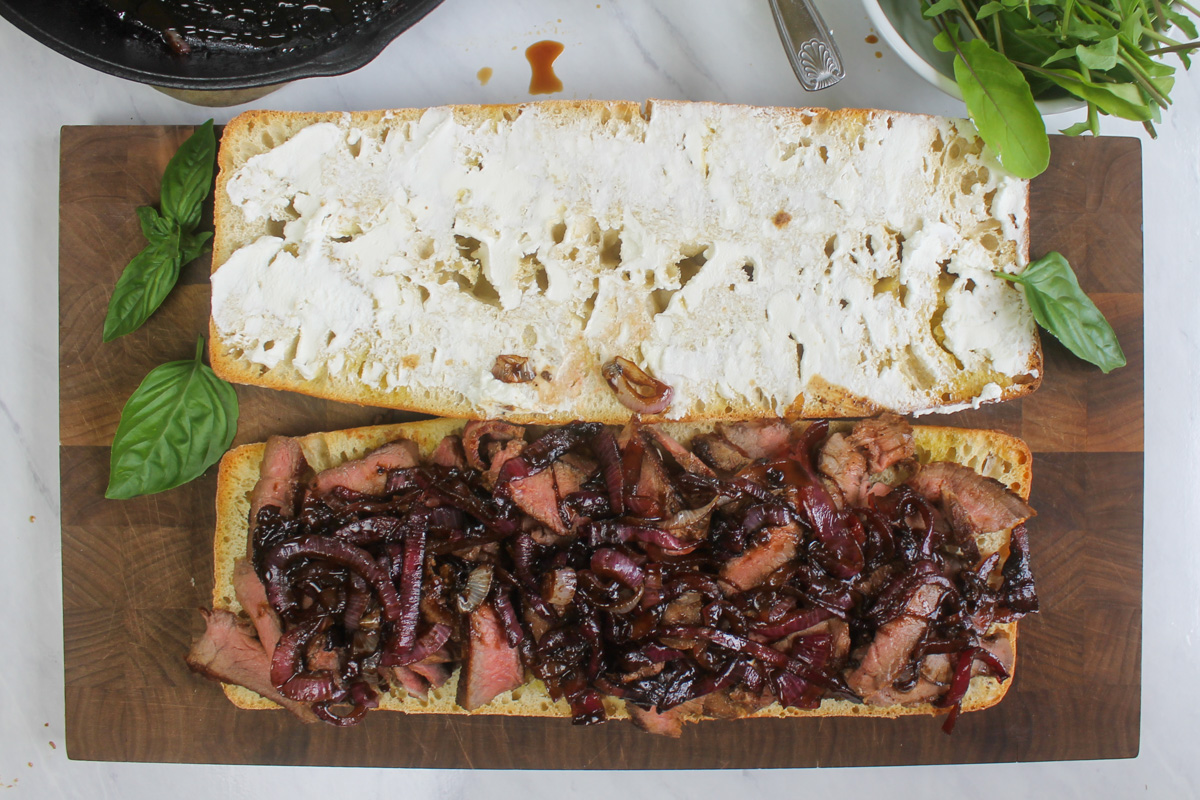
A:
[94,0,395,54]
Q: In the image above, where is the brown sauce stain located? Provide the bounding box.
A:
[477,66,493,86]
[875,51,883,58]
[865,34,878,44]
[526,40,565,95]
[773,211,792,228]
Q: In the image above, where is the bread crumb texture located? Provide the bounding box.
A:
[210,101,1041,422]
[213,419,1029,722]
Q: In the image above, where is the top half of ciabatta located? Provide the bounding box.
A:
[209,100,1042,423]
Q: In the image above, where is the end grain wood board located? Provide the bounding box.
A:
[58,125,1143,767]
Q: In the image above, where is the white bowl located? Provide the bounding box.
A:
[862,0,1084,115]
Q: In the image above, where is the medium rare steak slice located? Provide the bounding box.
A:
[312,439,420,496]
[186,609,318,723]
[907,462,1035,535]
[232,558,282,660]
[457,604,525,711]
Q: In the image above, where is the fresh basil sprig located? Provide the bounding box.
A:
[924,0,1200,177]
[106,337,239,500]
[103,120,216,342]
[996,252,1126,373]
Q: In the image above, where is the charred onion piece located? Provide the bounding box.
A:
[602,357,673,414]
[262,535,404,622]
[491,354,536,383]
[457,565,495,614]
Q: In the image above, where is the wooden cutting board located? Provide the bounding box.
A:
[58,125,1143,767]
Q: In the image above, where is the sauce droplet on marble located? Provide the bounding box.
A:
[477,67,493,86]
[526,40,565,95]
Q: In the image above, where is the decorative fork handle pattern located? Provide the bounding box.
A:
[768,0,845,91]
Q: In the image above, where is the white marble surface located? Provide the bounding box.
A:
[1,0,1197,795]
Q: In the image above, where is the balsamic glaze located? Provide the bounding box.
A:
[93,0,395,53]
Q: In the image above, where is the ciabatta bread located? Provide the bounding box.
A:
[209,101,1041,423]
[210,419,1032,723]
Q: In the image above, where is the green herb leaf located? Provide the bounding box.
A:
[181,230,213,266]
[953,39,1051,178]
[924,0,960,18]
[106,337,239,499]
[103,121,217,342]
[1076,36,1119,70]
[102,231,183,342]
[996,252,1126,373]
[135,205,172,242]
[1040,67,1156,120]
[160,120,216,234]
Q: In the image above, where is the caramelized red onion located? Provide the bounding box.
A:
[491,354,535,384]
[242,416,1036,732]
[602,357,673,415]
[262,535,403,622]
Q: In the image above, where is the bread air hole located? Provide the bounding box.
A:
[454,235,502,307]
[550,221,566,244]
[902,345,937,390]
[929,262,964,370]
[599,227,623,268]
[652,246,709,314]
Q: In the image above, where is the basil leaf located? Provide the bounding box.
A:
[953,39,1051,178]
[106,337,239,500]
[996,252,1126,373]
[102,230,183,342]
[181,230,213,265]
[104,121,217,342]
[136,205,172,242]
[160,120,216,234]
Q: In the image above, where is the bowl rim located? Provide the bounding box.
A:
[861,0,1084,115]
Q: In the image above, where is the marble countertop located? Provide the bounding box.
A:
[2,0,1197,795]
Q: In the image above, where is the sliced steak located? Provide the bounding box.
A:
[907,462,1035,536]
[692,434,752,474]
[720,523,802,591]
[717,420,792,460]
[645,426,717,478]
[848,413,915,473]
[432,434,468,469]
[410,658,452,690]
[486,439,527,488]
[232,558,283,661]
[248,436,307,549]
[630,437,681,519]
[846,584,945,704]
[457,604,525,710]
[818,432,869,506]
[509,461,588,536]
[626,697,705,737]
[312,439,420,497]
[185,609,318,723]
[389,666,431,699]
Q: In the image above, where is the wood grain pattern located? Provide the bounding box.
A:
[59,126,1143,766]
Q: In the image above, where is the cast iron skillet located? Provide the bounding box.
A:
[0,0,445,91]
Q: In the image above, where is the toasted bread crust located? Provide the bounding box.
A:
[211,419,1031,722]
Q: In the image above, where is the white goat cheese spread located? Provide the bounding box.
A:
[211,102,1038,418]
